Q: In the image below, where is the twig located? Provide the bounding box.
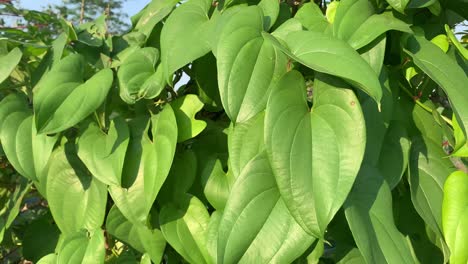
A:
[80,0,85,24]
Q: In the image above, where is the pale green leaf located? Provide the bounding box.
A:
[258,0,280,30]
[133,0,179,37]
[0,47,22,84]
[57,230,105,264]
[294,3,329,32]
[445,24,468,60]
[171,94,207,142]
[265,71,365,237]
[333,0,374,42]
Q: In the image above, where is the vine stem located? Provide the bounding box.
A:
[398,82,453,126]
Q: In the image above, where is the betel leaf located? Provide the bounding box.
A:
[106,205,166,263]
[228,112,265,179]
[347,13,412,50]
[442,171,468,264]
[206,211,222,262]
[118,47,165,104]
[78,117,129,186]
[110,105,177,225]
[218,152,315,264]
[333,0,374,42]
[34,54,113,134]
[133,0,179,37]
[161,0,214,83]
[258,0,280,31]
[263,30,382,103]
[385,0,410,13]
[403,34,468,137]
[0,178,31,243]
[171,94,207,142]
[46,143,107,235]
[294,3,329,32]
[36,254,57,264]
[409,135,454,239]
[265,71,366,237]
[0,47,22,84]
[1,108,57,186]
[217,6,288,123]
[344,165,416,264]
[57,230,105,264]
[0,93,29,133]
[201,158,234,210]
[445,24,468,60]
[159,194,212,264]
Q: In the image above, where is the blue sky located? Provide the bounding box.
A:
[19,0,151,21]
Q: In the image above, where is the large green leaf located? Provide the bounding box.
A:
[133,0,179,37]
[218,152,315,264]
[34,54,113,134]
[0,47,22,84]
[78,118,129,186]
[264,31,382,103]
[294,2,329,32]
[118,47,165,104]
[161,0,214,83]
[57,230,105,264]
[403,34,468,137]
[217,6,288,123]
[171,94,207,142]
[258,0,280,30]
[106,205,166,263]
[46,144,107,235]
[265,71,366,237]
[347,13,412,49]
[109,105,177,225]
[159,194,212,264]
[228,112,265,179]
[0,109,57,185]
[442,171,468,264]
[0,93,29,133]
[344,165,417,264]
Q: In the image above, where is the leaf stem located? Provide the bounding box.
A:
[398,82,453,126]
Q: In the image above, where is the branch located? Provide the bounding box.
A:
[80,0,85,24]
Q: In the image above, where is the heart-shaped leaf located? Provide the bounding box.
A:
[106,205,166,263]
[332,0,374,41]
[118,47,165,104]
[109,105,177,225]
[47,143,107,235]
[160,194,212,264]
[218,152,316,264]
[133,0,179,37]
[161,0,215,83]
[0,47,22,84]
[78,117,129,186]
[34,54,113,134]
[217,6,288,123]
[265,71,365,237]
[264,30,382,103]
[171,94,207,142]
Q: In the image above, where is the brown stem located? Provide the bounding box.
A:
[80,0,85,24]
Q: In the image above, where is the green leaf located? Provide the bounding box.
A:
[34,54,113,134]
[206,211,222,262]
[201,158,234,210]
[0,110,57,185]
[258,0,280,30]
[378,121,410,189]
[264,30,382,103]
[57,230,105,264]
[385,0,410,13]
[78,117,129,186]
[106,205,166,263]
[344,165,417,264]
[228,112,265,179]
[326,1,340,24]
[118,47,165,104]
[294,3,329,32]
[445,24,468,60]
[0,178,31,243]
[192,53,223,112]
[171,94,207,142]
[403,34,468,137]
[161,0,214,83]
[442,171,468,264]
[265,71,366,237]
[409,135,454,240]
[0,93,29,134]
[333,0,374,42]
[217,6,288,123]
[159,194,212,264]
[218,152,316,264]
[430,34,449,53]
[0,47,22,84]
[133,0,179,37]
[110,105,177,225]
[347,13,412,50]
[46,144,107,235]
[36,254,58,264]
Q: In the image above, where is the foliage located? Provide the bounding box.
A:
[0,0,468,263]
